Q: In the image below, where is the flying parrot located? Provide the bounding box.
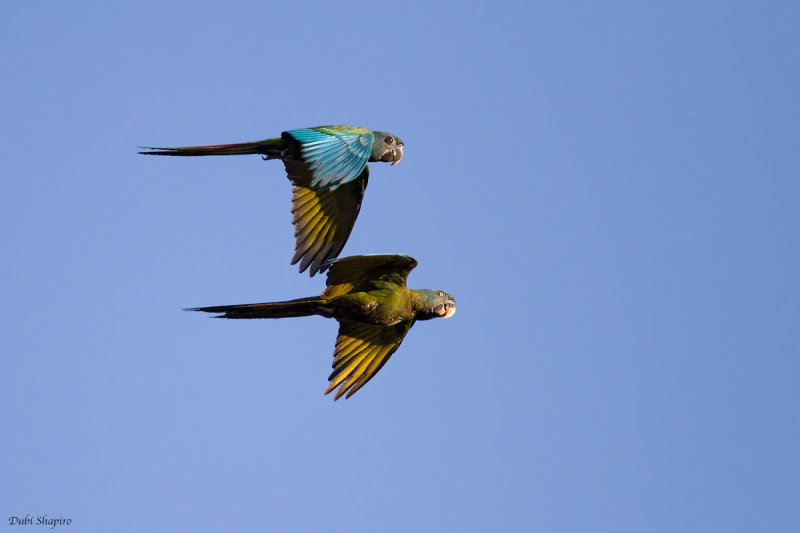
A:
[188,254,456,400]
[139,126,404,276]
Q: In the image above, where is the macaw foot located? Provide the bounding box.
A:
[261,146,289,161]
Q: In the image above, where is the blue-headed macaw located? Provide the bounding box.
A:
[187,254,455,400]
[140,126,404,275]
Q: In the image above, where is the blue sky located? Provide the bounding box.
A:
[2,2,799,532]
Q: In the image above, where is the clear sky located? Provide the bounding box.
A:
[2,2,798,532]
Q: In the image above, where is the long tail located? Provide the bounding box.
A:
[186,296,326,319]
[139,136,288,157]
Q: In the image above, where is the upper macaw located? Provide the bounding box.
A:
[187,254,456,400]
[139,126,404,276]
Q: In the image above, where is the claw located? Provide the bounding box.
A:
[262,146,288,161]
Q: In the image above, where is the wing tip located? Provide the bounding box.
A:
[324,382,343,401]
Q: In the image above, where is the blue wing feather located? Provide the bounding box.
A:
[285,127,374,189]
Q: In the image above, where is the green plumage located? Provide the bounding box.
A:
[188,254,455,400]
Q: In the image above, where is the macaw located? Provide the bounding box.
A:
[188,254,455,400]
[140,126,404,276]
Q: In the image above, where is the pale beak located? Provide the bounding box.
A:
[391,146,403,165]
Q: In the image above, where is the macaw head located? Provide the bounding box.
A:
[370,131,404,165]
[415,289,456,320]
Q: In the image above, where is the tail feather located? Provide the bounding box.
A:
[186,296,324,319]
[139,137,287,157]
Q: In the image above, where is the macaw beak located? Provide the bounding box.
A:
[435,299,456,319]
[381,144,403,165]
[390,145,403,165]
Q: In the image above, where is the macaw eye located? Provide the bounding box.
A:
[384,136,394,144]
[438,291,443,297]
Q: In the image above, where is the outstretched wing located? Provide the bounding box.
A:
[283,126,374,189]
[285,158,368,276]
[325,320,415,400]
[322,254,418,297]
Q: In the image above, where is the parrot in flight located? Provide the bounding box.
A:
[139,126,404,276]
[187,254,455,400]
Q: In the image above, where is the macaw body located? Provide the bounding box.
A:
[140,126,404,275]
[188,254,455,400]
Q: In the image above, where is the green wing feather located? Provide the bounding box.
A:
[325,320,415,400]
[322,254,418,297]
